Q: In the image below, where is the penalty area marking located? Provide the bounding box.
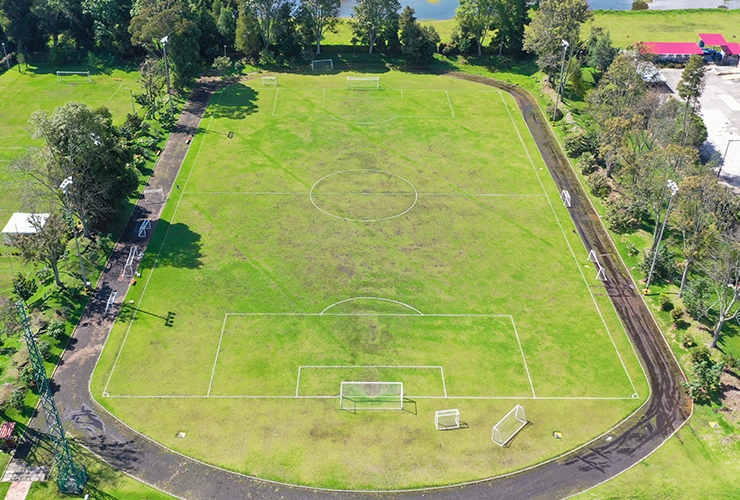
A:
[296,365,446,398]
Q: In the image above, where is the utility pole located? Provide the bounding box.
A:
[125,87,136,114]
[645,180,679,294]
[552,40,569,122]
[15,301,87,494]
[1,42,9,69]
[60,177,89,289]
[161,36,174,116]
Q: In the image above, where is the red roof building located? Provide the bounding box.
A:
[643,42,704,56]
[699,33,729,46]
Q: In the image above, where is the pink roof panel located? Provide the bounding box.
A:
[699,33,728,46]
[722,43,740,55]
[643,42,704,55]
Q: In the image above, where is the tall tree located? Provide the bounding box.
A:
[238,0,285,51]
[676,54,706,147]
[493,0,528,56]
[585,26,617,75]
[455,0,498,56]
[299,0,339,54]
[398,6,438,63]
[349,0,400,54]
[235,6,261,57]
[14,212,69,288]
[702,236,740,349]
[523,0,591,81]
[0,0,35,56]
[81,0,134,54]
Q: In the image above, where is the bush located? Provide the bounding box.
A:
[564,130,598,158]
[35,267,52,284]
[722,352,740,371]
[578,152,599,175]
[9,387,26,411]
[639,244,677,285]
[547,105,564,122]
[683,277,711,319]
[690,345,711,365]
[659,294,674,311]
[671,306,684,323]
[605,200,637,233]
[37,340,51,360]
[586,172,610,198]
[681,333,696,348]
[626,241,639,257]
[119,113,147,140]
[683,349,724,404]
[12,273,37,302]
[212,55,232,73]
[47,319,66,340]
[19,364,35,386]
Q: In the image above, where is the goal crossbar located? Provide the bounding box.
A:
[340,381,403,411]
[491,404,527,446]
[346,76,380,90]
[311,59,333,71]
[57,71,91,83]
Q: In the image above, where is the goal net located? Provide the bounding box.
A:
[491,404,527,446]
[346,76,380,90]
[122,245,142,279]
[57,71,92,83]
[435,409,460,430]
[262,76,277,86]
[311,59,334,71]
[340,381,403,411]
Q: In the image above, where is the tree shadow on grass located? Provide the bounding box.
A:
[207,83,257,120]
[141,221,203,269]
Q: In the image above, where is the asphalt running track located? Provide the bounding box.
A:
[14,73,691,499]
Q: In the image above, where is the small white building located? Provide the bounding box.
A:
[2,212,50,243]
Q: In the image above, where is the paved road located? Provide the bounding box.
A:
[15,73,690,500]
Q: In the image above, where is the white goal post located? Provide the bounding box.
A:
[491,404,527,446]
[311,59,333,71]
[262,76,277,86]
[560,189,571,208]
[57,71,92,83]
[346,76,380,90]
[340,381,403,411]
[435,409,460,430]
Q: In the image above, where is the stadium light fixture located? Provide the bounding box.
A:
[161,36,174,116]
[645,179,679,294]
[60,176,90,289]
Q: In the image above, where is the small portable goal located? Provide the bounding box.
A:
[491,404,527,446]
[346,76,380,90]
[262,76,277,86]
[138,219,151,239]
[560,189,571,208]
[57,71,92,83]
[122,245,143,279]
[435,409,460,430]
[311,59,333,71]
[340,381,403,411]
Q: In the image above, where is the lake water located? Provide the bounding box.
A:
[339,0,740,20]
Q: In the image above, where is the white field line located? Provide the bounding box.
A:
[9,82,28,99]
[500,90,639,398]
[440,366,447,397]
[107,83,123,101]
[182,191,545,197]
[207,315,229,396]
[446,90,455,118]
[510,316,535,398]
[102,90,225,396]
[296,365,445,397]
[271,87,279,116]
[320,296,423,315]
[102,394,635,400]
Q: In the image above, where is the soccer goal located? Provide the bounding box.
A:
[346,76,380,90]
[435,409,460,430]
[123,246,142,279]
[138,219,151,239]
[57,71,92,83]
[262,76,277,86]
[311,59,333,71]
[340,381,403,411]
[104,291,118,315]
[491,404,527,446]
[560,189,571,208]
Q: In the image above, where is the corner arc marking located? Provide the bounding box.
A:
[320,297,424,316]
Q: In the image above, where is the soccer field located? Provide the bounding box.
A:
[93,71,648,489]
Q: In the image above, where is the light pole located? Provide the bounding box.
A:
[224,45,227,57]
[161,36,174,116]
[718,137,740,178]
[124,87,136,114]
[59,177,89,289]
[1,42,9,69]
[552,39,569,122]
[644,179,679,294]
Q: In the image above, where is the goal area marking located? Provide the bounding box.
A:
[57,71,91,83]
[311,59,333,71]
[296,365,446,398]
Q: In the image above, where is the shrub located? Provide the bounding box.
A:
[564,130,598,158]
[683,277,711,319]
[19,365,35,386]
[37,340,51,360]
[626,241,640,257]
[605,200,637,233]
[690,345,711,365]
[119,113,146,140]
[681,333,696,348]
[683,350,724,404]
[659,294,673,311]
[35,267,52,284]
[212,55,232,73]
[12,273,37,302]
[722,352,740,370]
[578,152,599,175]
[47,319,66,340]
[547,105,564,122]
[671,307,684,323]
[9,387,27,411]
[586,172,610,198]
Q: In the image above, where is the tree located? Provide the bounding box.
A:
[14,212,69,288]
[523,0,591,81]
[137,57,167,119]
[238,0,286,51]
[585,27,617,75]
[20,102,138,235]
[0,297,21,338]
[0,0,34,57]
[12,273,37,303]
[702,237,740,349]
[683,346,724,404]
[493,0,528,56]
[398,6,439,63]
[81,0,134,55]
[215,0,237,44]
[455,0,498,56]
[676,54,706,146]
[350,0,400,54]
[299,0,339,54]
[235,6,261,57]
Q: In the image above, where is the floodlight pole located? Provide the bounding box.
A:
[645,180,679,294]
[224,45,227,57]
[1,42,9,68]
[552,40,569,122]
[161,36,174,116]
[125,87,136,114]
[718,138,740,178]
[60,176,89,288]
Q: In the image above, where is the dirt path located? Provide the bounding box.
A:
[13,73,690,500]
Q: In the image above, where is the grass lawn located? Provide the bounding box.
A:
[92,70,646,489]
[589,9,740,48]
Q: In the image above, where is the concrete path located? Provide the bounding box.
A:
[10,73,690,500]
[3,481,31,500]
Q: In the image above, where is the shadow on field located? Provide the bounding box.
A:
[141,221,203,269]
[209,83,257,119]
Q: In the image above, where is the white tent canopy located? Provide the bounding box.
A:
[2,212,50,242]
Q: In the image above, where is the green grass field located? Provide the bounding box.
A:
[92,71,647,489]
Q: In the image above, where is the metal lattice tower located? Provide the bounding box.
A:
[15,301,87,494]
